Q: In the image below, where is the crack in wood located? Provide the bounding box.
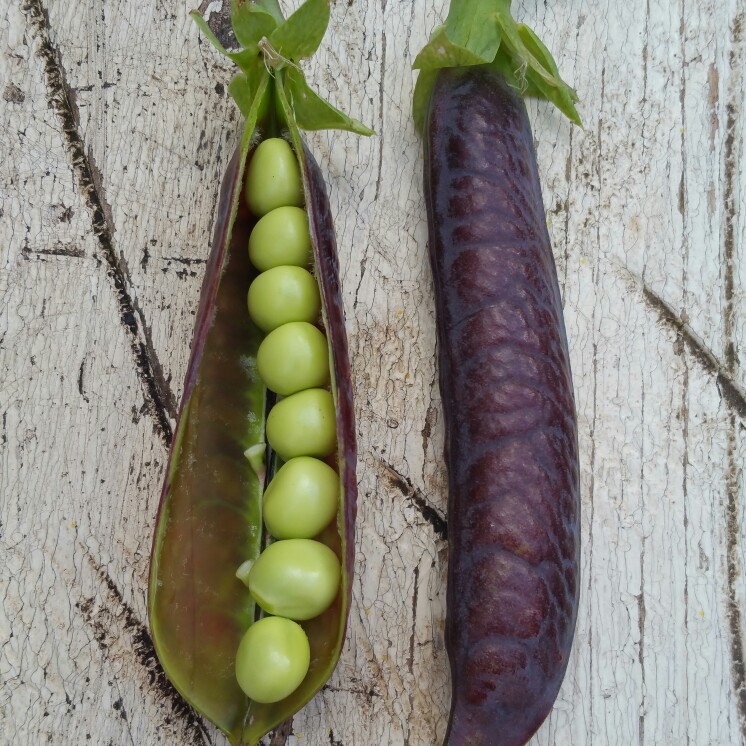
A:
[723,15,742,375]
[561,127,574,295]
[374,30,386,202]
[637,566,646,744]
[379,459,448,541]
[268,718,293,746]
[78,358,89,404]
[23,244,85,259]
[407,565,419,676]
[626,278,746,421]
[676,7,693,732]
[723,12,746,738]
[726,414,746,740]
[80,548,213,746]
[420,402,437,459]
[638,268,649,745]
[677,0,687,222]
[163,256,208,265]
[22,0,175,448]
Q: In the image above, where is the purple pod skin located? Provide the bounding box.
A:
[424,66,580,746]
[303,142,358,596]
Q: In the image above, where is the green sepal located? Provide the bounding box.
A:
[412,68,437,136]
[517,24,578,103]
[413,26,497,70]
[283,67,374,135]
[228,65,269,119]
[193,0,373,137]
[413,0,507,71]
[253,0,284,25]
[269,0,330,62]
[228,73,253,118]
[190,10,232,57]
[513,24,581,125]
[189,10,263,78]
[444,0,502,57]
[230,0,277,54]
[493,9,580,125]
[412,0,581,133]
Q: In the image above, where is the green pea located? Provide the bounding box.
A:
[248,539,341,620]
[263,457,339,539]
[257,322,330,396]
[235,616,310,703]
[245,138,304,216]
[266,388,337,460]
[247,266,321,333]
[249,206,312,271]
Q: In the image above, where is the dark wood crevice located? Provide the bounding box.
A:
[380,459,448,541]
[638,286,746,421]
[722,11,746,737]
[81,548,213,746]
[22,0,176,448]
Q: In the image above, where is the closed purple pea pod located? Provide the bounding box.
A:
[414,4,582,744]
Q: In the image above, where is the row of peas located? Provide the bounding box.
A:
[234,139,342,705]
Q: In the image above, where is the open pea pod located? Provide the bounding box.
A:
[148,2,371,743]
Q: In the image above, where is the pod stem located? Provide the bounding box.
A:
[412,0,581,133]
[192,0,373,136]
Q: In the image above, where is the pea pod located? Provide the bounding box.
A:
[148,2,371,743]
[414,2,580,745]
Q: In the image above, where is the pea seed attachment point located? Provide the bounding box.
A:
[236,559,255,586]
[243,444,266,481]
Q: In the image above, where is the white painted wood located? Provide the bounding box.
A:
[1,0,744,744]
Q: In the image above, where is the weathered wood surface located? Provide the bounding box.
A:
[1,0,744,744]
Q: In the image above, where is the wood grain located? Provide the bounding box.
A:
[1,0,744,744]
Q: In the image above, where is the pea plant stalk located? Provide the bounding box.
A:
[147,2,371,744]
